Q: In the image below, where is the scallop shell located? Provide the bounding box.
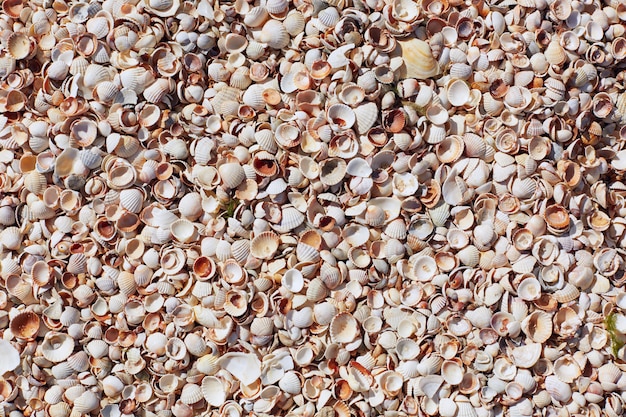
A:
[319,158,347,186]
[146,0,180,16]
[1,227,22,251]
[218,163,246,189]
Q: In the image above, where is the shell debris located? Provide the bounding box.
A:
[2,0,626,416]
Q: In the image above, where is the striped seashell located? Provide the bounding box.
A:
[180,384,204,405]
[306,278,328,302]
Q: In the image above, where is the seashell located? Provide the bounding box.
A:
[180,384,203,405]
[330,313,359,344]
[217,353,261,385]
[517,278,541,301]
[545,375,572,403]
[250,231,280,259]
[327,104,356,130]
[7,33,31,60]
[412,256,438,282]
[319,158,347,186]
[447,79,471,107]
[314,301,337,325]
[218,163,246,189]
[259,20,290,50]
[544,204,569,233]
[119,189,145,213]
[396,338,420,361]
[436,136,464,163]
[398,38,441,79]
[146,0,180,17]
[41,332,75,363]
[274,123,301,148]
[307,278,329,302]
[73,391,100,414]
[1,227,22,251]
[170,219,197,244]
[353,102,379,134]
[10,311,40,340]
[441,360,464,385]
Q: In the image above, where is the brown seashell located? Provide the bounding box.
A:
[10,311,40,340]
[544,204,570,233]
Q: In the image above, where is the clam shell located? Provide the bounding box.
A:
[73,391,99,414]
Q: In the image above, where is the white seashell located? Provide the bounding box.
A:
[41,332,75,363]
[545,375,572,403]
[201,376,226,406]
[327,103,356,130]
[147,0,180,17]
[259,20,290,50]
[330,312,359,344]
[441,360,464,385]
[396,338,420,361]
[1,227,21,250]
[0,339,20,375]
[180,384,204,405]
[447,79,471,107]
[319,158,347,186]
[314,301,337,325]
[516,278,541,301]
[439,398,458,417]
[119,189,144,213]
[218,163,246,188]
[217,353,261,385]
[73,391,100,414]
[510,343,542,368]
[392,173,419,197]
[354,102,379,134]
[170,219,197,243]
[412,256,438,281]
[250,231,279,259]
[244,6,269,27]
[282,269,304,293]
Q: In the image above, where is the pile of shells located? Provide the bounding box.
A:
[2,0,626,416]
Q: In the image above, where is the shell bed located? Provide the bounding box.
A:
[1,0,626,416]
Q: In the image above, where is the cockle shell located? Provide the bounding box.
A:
[330,313,359,344]
[41,332,75,363]
[10,311,40,340]
[250,231,280,259]
[398,38,441,79]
